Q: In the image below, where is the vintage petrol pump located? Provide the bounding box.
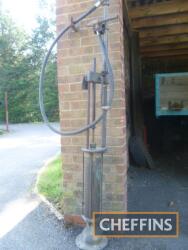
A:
[39,1,116,249]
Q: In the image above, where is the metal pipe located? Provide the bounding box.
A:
[101,83,107,147]
[101,0,109,148]
[82,152,85,214]
[100,153,104,212]
[86,83,91,148]
[92,59,97,144]
[92,82,96,144]
[103,0,109,66]
[84,151,103,219]
[84,153,92,218]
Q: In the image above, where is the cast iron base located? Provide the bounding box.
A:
[76,224,108,250]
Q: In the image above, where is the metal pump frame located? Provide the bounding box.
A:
[39,1,116,249]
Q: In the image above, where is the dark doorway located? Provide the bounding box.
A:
[128,55,188,237]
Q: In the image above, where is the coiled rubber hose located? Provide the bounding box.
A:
[39,0,115,136]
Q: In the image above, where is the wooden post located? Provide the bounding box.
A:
[129,32,154,169]
[130,32,144,137]
[4,92,9,132]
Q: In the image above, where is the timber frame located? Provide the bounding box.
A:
[125,0,188,58]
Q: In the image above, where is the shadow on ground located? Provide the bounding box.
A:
[127,151,188,250]
[0,202,81,250]
[1,200,187,250]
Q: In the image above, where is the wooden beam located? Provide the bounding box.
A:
[128,0,171,7]
[131,12,188,29]
[130,32,143,136]
[142,49,188,58]
[140,43,188,53]
[130,31,154,169]
[140,34,188,47]
[142,54,188,61]
[123,0,133,36]
[129,0,188,19]
[140,24,188,39]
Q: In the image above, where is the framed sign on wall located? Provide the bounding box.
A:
[155,73,188,117]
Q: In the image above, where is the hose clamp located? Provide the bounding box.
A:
[95,0,108,8]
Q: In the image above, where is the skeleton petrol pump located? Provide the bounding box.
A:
[39,1,116,249]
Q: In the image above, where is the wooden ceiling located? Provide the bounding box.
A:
[126,0,188,58]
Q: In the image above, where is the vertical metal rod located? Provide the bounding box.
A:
[86,84,91,148]
[92,83,96,144]
[100,1,110,213]
[101,84,107,147]
[100,153,104,212]
[5,92,9,132]
[82,152,85,214]
[101,1,109,148]
[92,58,97,144]
[91,153,94,218]
[84,153,92,218]
[103,1,109,63]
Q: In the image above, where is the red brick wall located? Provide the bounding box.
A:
[56,0,129,215]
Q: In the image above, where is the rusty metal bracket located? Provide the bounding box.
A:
[99,0,109,6]
[87,15,118,35]
[82,71,108,90]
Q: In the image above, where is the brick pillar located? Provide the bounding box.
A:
[57,0,129,216]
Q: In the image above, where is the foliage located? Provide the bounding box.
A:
[37,155,63,203]
[0,12,59,123]
[0,129,4,135]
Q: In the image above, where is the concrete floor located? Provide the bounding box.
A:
[127,151,188,249]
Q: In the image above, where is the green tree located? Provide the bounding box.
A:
[0,13,28,122]
[0,12,58,123]
[21,16,58,122]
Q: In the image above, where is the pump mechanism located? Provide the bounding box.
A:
[39,1,116,249]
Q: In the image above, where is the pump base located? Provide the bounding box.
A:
[76,225,108,250]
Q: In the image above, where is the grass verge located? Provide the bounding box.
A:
[0,129,5,135]
[37,155,63,212]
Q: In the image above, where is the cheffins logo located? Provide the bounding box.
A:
[93,212,179,238]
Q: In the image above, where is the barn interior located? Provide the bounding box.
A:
[124,0,188,233]
[125,0,188,165]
